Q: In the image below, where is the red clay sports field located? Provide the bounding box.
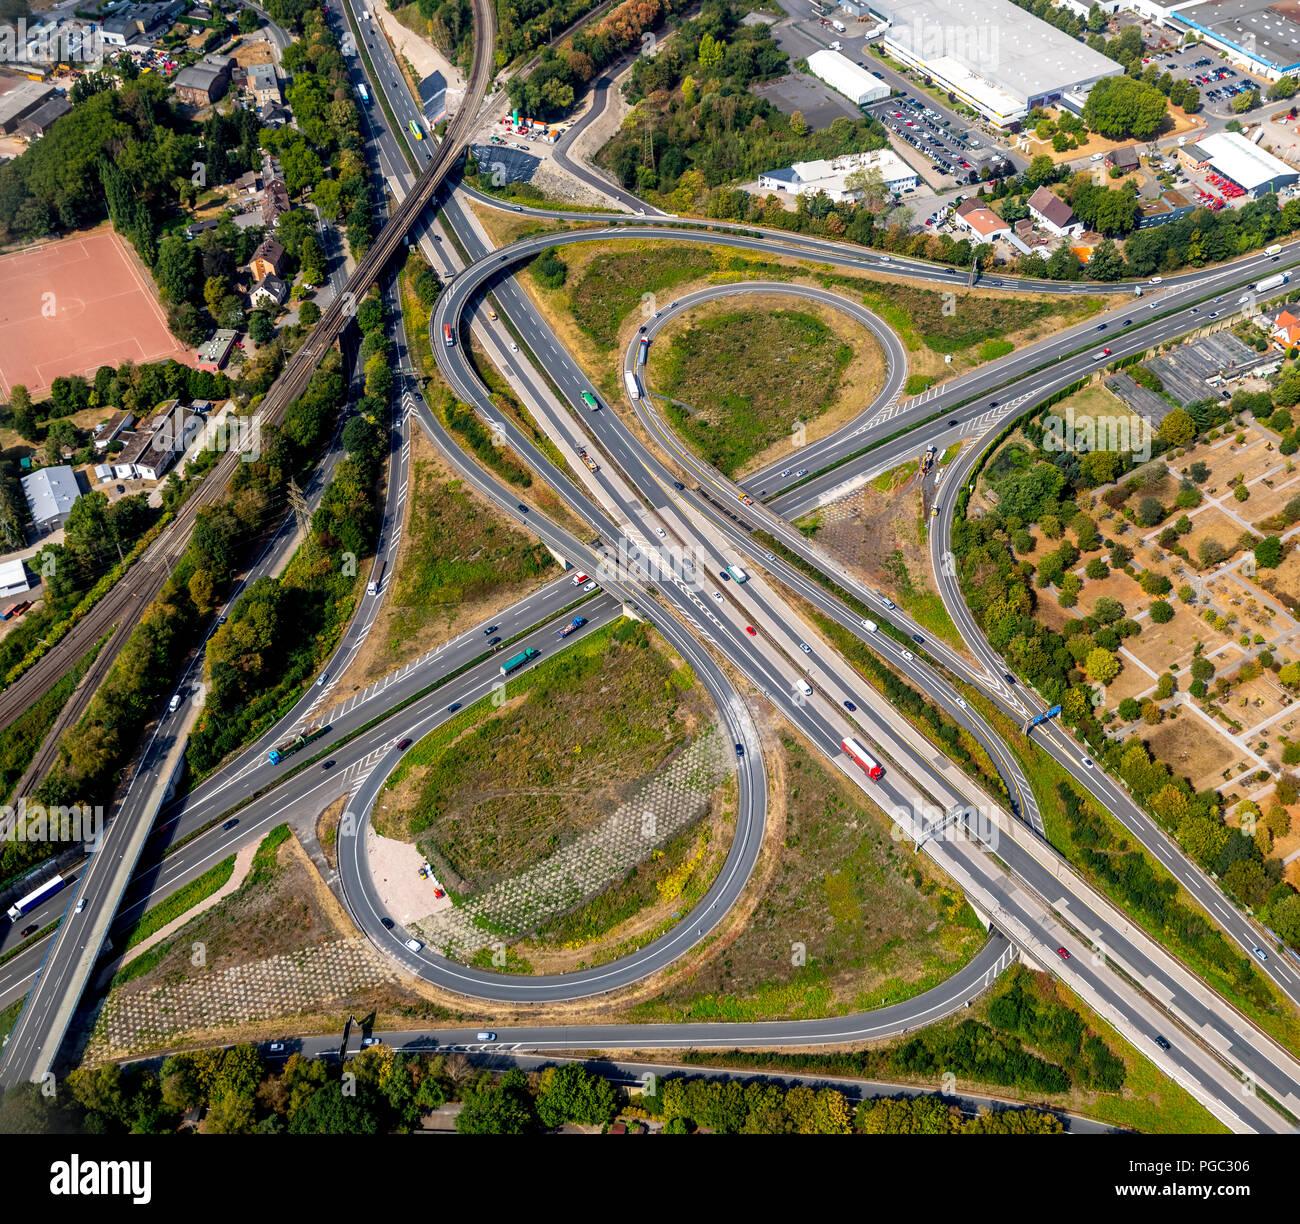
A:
[0,227,191,400]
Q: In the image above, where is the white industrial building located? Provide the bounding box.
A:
[1195,131,1298,198]
[21,465,81,534]
[806,49,891,105]
[758,148,918,202]
[0,560,31,600]
[870,0,1123,127]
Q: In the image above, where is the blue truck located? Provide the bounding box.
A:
[556,615,586,639]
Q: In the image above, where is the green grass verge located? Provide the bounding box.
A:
[120,855,236,952]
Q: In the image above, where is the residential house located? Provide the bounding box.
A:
[1268,306,1300,348]
[1104,145,1139,174]
[249,236,285,281]
[953,197,1011,244]
[260,178,290,229]
[1027,186,1082,238]
[250,274,288,309]
[247,62,280,108]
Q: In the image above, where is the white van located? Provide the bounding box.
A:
[1267,244,1283,255]
[168,692,183,713]
[862,619,878,633]
[799,681,813,697]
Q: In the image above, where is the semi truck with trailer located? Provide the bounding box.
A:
[267,725,329,765]
[556,615,586,639]
[842,737,885,781]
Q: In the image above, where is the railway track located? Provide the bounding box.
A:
[0,0,498,784]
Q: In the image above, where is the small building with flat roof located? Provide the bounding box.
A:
[0,560,32,599]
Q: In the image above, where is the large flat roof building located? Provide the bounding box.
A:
[1195,131,1298,198]
[1169,0,1300,81]
[757,148,918,201]
[871,0,1123,126]
[806,49,891,105]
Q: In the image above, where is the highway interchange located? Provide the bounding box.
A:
[3,0,1300,1134]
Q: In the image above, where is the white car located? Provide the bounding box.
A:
[583,580,597,591]
[476,1031,497,1042]
[405,938,424,952]
[1081,757,1094,769]
[656,528,666,538]
[902,649,914,660]
[713,591,723,602]
[956,698,967,709]
[799,642,812,653]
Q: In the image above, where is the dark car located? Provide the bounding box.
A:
[911,634,923,644]
[735,743,744,756]
[397,738,412,750]
[1003,673,1015,685]
[673,481,685,490]
[489,636,502,646]
[948,419,959,427]
[1096,323,1107,330]
[1154,1035,1171,1051]
[719,570,730,580]
[320,760,334,770]
[844,700,857,711]
[448,702,461,713]
[988,400,998,409]
[517,504,528,513]
[1123,319,1133,327]
[483,625,498,637]
[380,917,395,930]
[20,924,37,938]
[222,818,239,831]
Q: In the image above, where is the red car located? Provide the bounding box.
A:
[1056,946,1070,960]
[397,738,412,750]
[745,626,757,636]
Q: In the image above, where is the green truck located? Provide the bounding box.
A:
[500,646,540,676]
[268,725,329,765]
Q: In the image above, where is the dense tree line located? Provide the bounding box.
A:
[0,73,194,244]
[504,0,693,119]
[185,295,386,775]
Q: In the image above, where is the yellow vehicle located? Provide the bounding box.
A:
[408,120,424,141]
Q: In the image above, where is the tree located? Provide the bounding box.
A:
[1159,407,1195,448]
[1232,88,1260,114]
[299,300,321,327]
[1182,84,1200,113]
[456,1070,538,1134]
[299,234,327,286]
[1137,496,1164,526]
[1086,646,1120,683]
[1149,599,1174,624]
[1082,75,1169,139]
[247,311,274,344]
[238,8,259,32]
[1255,536,1283,569]
[1269,75,1298,101]
[535,1065,618,1129]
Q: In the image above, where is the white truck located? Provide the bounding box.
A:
[1240,270,1290,303]
[624,369,641,401]
[831,18,846,31]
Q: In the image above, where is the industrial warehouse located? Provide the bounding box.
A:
[870,0,1123,126]
[1179,131,1299,198]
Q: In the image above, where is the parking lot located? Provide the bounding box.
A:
[865,94,1008,187]
[1146,44,1265,117]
